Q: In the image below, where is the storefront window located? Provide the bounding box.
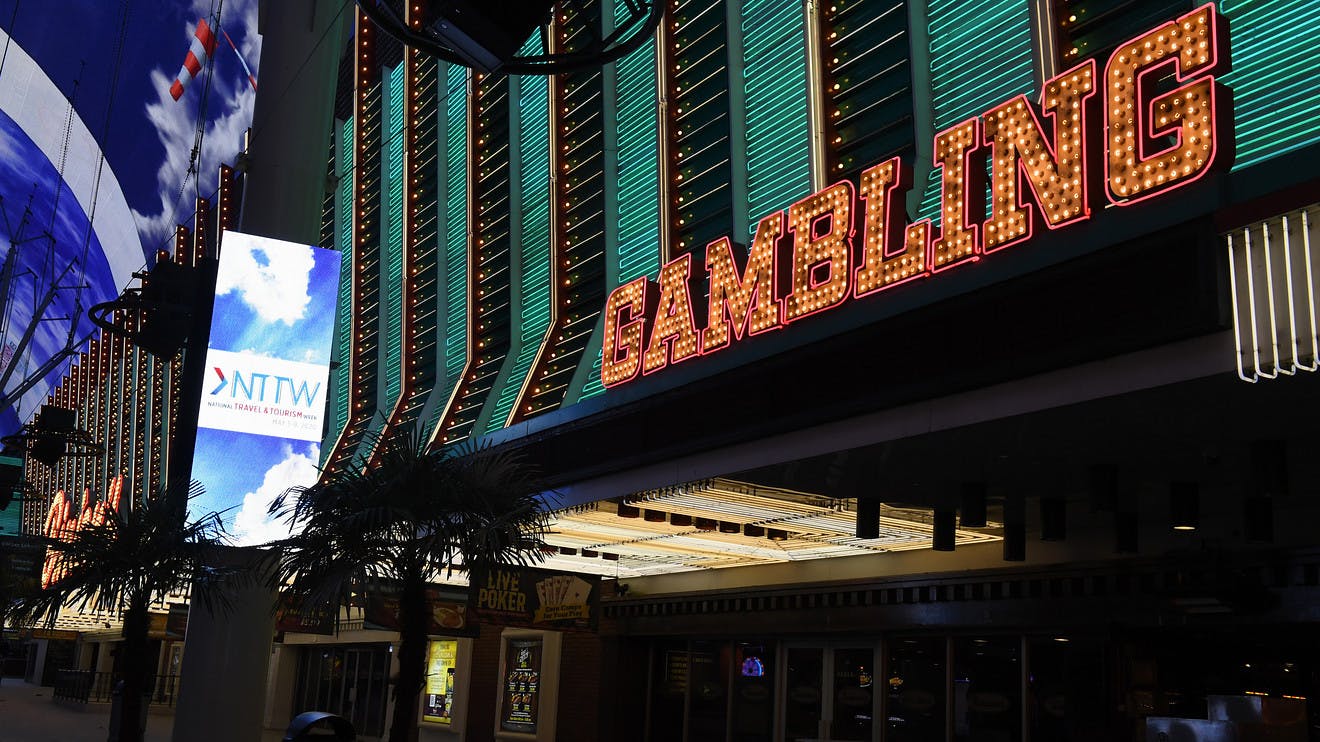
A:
[649,639,688,741]
[953,636,1021,741]
[831,647,874,741]
[887,637,946,742]
[784,647,824,741]
[689,640,730,740]
[731,641,774,741]
[1027,636,1108,740]
[293,644,390,738]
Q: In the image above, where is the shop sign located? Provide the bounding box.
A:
[0,535,44,593]
[362,584,475,637]
[274,592,336,636]
[601,4,1232,388]
[468,564,600,632]
[39,476,123,589]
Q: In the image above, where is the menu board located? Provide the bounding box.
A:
[423,640,458,724]
[500,638,543,733]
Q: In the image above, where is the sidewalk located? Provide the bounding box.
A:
[0,680,285,742]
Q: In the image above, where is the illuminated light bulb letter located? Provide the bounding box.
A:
[703,211,785,353]
[783,181,855,323]
[600,277,655,387]
[643,253,703,374]
[854,157,929,297]
[1105,3,1231,205]
[931,118,985,271]
[982,59,1098,251]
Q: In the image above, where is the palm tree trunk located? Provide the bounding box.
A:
[388,576,428,742]
[115,599,151,742]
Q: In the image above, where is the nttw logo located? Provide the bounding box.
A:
[211,367,322,407]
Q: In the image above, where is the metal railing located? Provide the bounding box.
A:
[53,670,181,708]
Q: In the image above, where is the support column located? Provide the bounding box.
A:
[170,548,276,742]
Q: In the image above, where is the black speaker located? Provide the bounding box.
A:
[856,497,880,540]
[933,508,956,551]
[1003,494,1025,561]
[1040,498,1066,541]
[430,0,554,72]
[960,481,987,527]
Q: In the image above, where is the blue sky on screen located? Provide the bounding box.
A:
[0,0,264,434]
[210,238,341,364]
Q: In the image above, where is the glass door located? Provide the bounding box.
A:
[781,644,877,742]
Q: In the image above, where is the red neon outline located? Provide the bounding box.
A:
[600,276,653,388]
[782,179,857,325]
[1103,3,1231,207]
[930,116,985,273]
[854,156,930,299]
[642,253,703,376]
[982,58,1099,254]
[701,210,786,355]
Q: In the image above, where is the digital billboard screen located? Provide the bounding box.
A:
[189,230,340,545]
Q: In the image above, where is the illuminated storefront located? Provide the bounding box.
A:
[236,0,1320,739]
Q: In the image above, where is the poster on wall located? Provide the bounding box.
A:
[500,638,543,734]
[468,565,600,632]
[423,640,458,724]
[189,231,341,545]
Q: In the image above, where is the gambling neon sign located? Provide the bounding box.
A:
[601,4,1232,388]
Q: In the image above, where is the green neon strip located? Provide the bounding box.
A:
[488,51,552,432]
[429,64,469,435]
[614,27,661,284]
[742,0,811,234]
[1221,0,1320,169]
[918,0,1034,222]
[383,65,406,410]
[329,116,354,465]
[582,18,662,402]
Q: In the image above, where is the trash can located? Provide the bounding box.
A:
[282,711,356,740]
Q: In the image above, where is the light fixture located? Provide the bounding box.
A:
[743,524,766,538]
[1170,481,1199,531]
[766,528,788,542]
[1040,498,1066,541]
[960,482,987,527]
[694,518,717,532]
[616,503,640,518]
[933,508,955,551]
[669,513,693,527]
[643,509,666,523]
[718,521,740,534]
[856,497,880,539]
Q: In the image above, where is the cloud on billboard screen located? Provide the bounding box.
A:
[231,442,319,546]
[215,234,315,326]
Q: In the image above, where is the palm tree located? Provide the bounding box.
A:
[9,483,231,742]
[269,427,552,742]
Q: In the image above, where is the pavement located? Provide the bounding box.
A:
[0,680,286,742]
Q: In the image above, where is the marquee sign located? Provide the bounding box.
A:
[601,4,1232,388]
